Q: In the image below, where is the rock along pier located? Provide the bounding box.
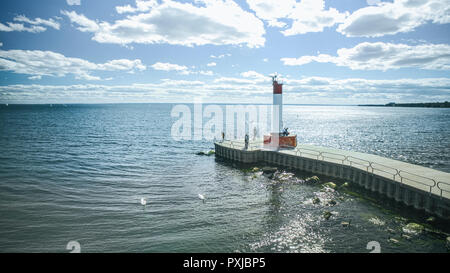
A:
[214,140,450,219]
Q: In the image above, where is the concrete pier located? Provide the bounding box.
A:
[214,140,450,219]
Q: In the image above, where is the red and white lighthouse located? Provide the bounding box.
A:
[264,75,297,149]
[272,75,283,133]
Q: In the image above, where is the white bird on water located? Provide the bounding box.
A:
[198,194,206,203]
[140,198,147,206]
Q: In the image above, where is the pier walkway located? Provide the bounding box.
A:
[215,140,450,218]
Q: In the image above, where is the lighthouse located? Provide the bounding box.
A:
[264,75,297,149]
[272,75,283,133]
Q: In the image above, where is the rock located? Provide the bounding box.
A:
[402,234,412,240]
[426,216,435,223]
[313,197,321,204]
[387,228,396,234]
[368,217,385,226]
[327,200,337,206]
[277,172,294,181]
[403,222,424,234]
[341,221,350,227]
[305,176,320,183]
[196,150,215,156]
[394,216,407,223]
[322,182,337,189]
[388,237,399,244]
[323,211,332,220]
[262,167,277,174]
[252,167,260,172]
[446,237,450,249]
[340,182,349,188]
[321,187,335,193]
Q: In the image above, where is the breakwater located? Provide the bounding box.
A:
[215,140,450,219]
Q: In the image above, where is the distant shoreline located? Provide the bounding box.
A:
[359,102,450,108]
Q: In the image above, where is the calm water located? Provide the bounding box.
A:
[0,104,449,253]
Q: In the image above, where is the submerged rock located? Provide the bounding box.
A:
[387,228,396,234]
[340,182,350,188]
[276,172,294,182]
[305,176,320,183]
[341,221,350,227]
[402,234,412,240]
[323,211,332,220]
[426,216,435,223]
[403,223,424,234]
[394,216,407,223]
[320,187,335,193]
[322,182,337,189]
[388,237,400,244]
[327,200,337,206]
[196,150,215,156]
[262,167,277,174]
[368,217,386,226]
[313,197,321,204]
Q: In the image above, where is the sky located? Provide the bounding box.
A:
[0,0,449,104]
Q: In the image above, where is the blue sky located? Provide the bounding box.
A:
[0,0,449,104]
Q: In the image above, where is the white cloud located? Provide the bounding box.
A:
[67,0,81,6]
[240,70,268,82]
[197,70,214,76]
[1,76,449,104]
[63,0,265,48]
[246,0,296,28]
[281,42,450,70]
[210,54,231,59]
[207,62,216,67]
[283,0,348,35]
[28,75,42,80]
[151,62,188,72]
[0,15,60,33]
[366,0,381,5]
[0,49,146,80]
[151,62,214,76]
[116,0,158,14]
[338,0,450,37]
[61,10,99,32]
[246,0,348,35]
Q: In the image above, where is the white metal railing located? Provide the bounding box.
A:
[220,140,261,150]
[398,170,436,193]
[294,146,439,193]
[437,181,450,198]
[216,141,447,195]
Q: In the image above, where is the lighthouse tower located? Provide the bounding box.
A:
[272,75,283,133]
[263,75,297,149]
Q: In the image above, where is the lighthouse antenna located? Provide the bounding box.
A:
[270,74,278,83]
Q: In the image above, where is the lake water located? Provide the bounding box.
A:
[0,104,449,253]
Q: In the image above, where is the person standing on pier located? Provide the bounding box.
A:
[245,134,249,150]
